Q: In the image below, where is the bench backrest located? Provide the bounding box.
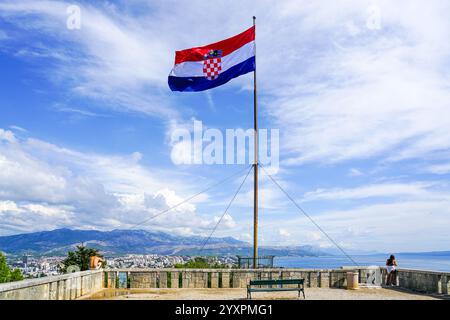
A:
[249,279,304,286]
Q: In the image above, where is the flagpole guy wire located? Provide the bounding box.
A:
[259,164,360,266]
[128,164,253,230]
[199,165,253,253]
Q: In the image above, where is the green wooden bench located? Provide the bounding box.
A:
[247,279,306,300]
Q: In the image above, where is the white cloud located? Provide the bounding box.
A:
[267,1,450,165]
[278,228,291,237]
[348,168,364,177]
[306,231,322,241]
[212,213,237,229]
[1,1,450,252]
[259,197,450,252]
[426,163,450,175]
[0,129,16,143]
[0,0,177,118]
[8,125,28,133]
[302,182,443,202]
[0,129,226,235]
[0,201,21,213]
[2,1,450,166]
[2,0,449,165]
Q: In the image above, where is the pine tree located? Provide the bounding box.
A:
[60,245,104,273]
[0,252,24,283]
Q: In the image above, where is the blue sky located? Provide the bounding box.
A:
[0,0,450,252]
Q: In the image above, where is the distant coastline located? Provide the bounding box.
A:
[275,253,450,272]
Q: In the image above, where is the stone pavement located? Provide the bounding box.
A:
[81,287,440,300]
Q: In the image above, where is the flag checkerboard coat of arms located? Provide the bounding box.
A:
[168,26,255,92]
[203,50,222,80]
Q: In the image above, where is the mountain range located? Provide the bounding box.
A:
[0,228,328,257]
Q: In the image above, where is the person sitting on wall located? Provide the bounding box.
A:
[90,256,104,270]
[386,255,398,286]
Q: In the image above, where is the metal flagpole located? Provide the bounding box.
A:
[252,16,259,269]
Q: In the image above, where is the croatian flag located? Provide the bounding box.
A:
[168,26,255,92]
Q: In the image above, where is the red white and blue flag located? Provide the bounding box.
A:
[168,26,255,92]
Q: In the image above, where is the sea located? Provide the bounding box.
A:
[274,254,450,272]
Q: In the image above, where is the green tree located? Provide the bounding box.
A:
[0,252,24,283]
[60,245,104,273]
[0,252,11,283]
[10,268,24,281]
[175,257,227,269]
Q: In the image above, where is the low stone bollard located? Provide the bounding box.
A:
[346,272,359,290]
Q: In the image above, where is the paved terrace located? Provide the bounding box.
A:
[80,287,439,300]
[0,267,449,300]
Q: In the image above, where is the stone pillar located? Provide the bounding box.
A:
[319,272,330,288]
[444,275,450,295]
[150,272,158,288]
[63,279,70,300]
[260,271,270,281]
[71,278,77,299]
[66,278,74,299]
[49,281,58,300]
[81,275,88,295]
[182,271,193,288]
[395,271,400,287]
[282,271,296,288]
[381,268,387,286]
[77,276,82,298]
[57,280,65,300]
[193,271,208,288]
[221,272,230,288]
[239,272,249,288]
[245,271,256,287]
[159,271,168,288]
[171,272,179,288]
[129,272,157,288]
[232,272,242,288]
[437,275,442,295]
[107,271,116,288]
[309,272,318,288]
[271,271,280,280]
[211,272,219,288]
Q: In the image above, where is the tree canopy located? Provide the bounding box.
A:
[174,257,228,269]
[60,245,104,273]
[0,252,24,283]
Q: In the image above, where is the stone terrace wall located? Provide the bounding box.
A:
[106,268,348,289]
[383,268,450,295]
[0,270,103,300]
[1,267,449,299]
[108,268,450,295]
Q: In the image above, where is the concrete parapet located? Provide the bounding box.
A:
[2,267,449,299]
[0,270,103,300]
